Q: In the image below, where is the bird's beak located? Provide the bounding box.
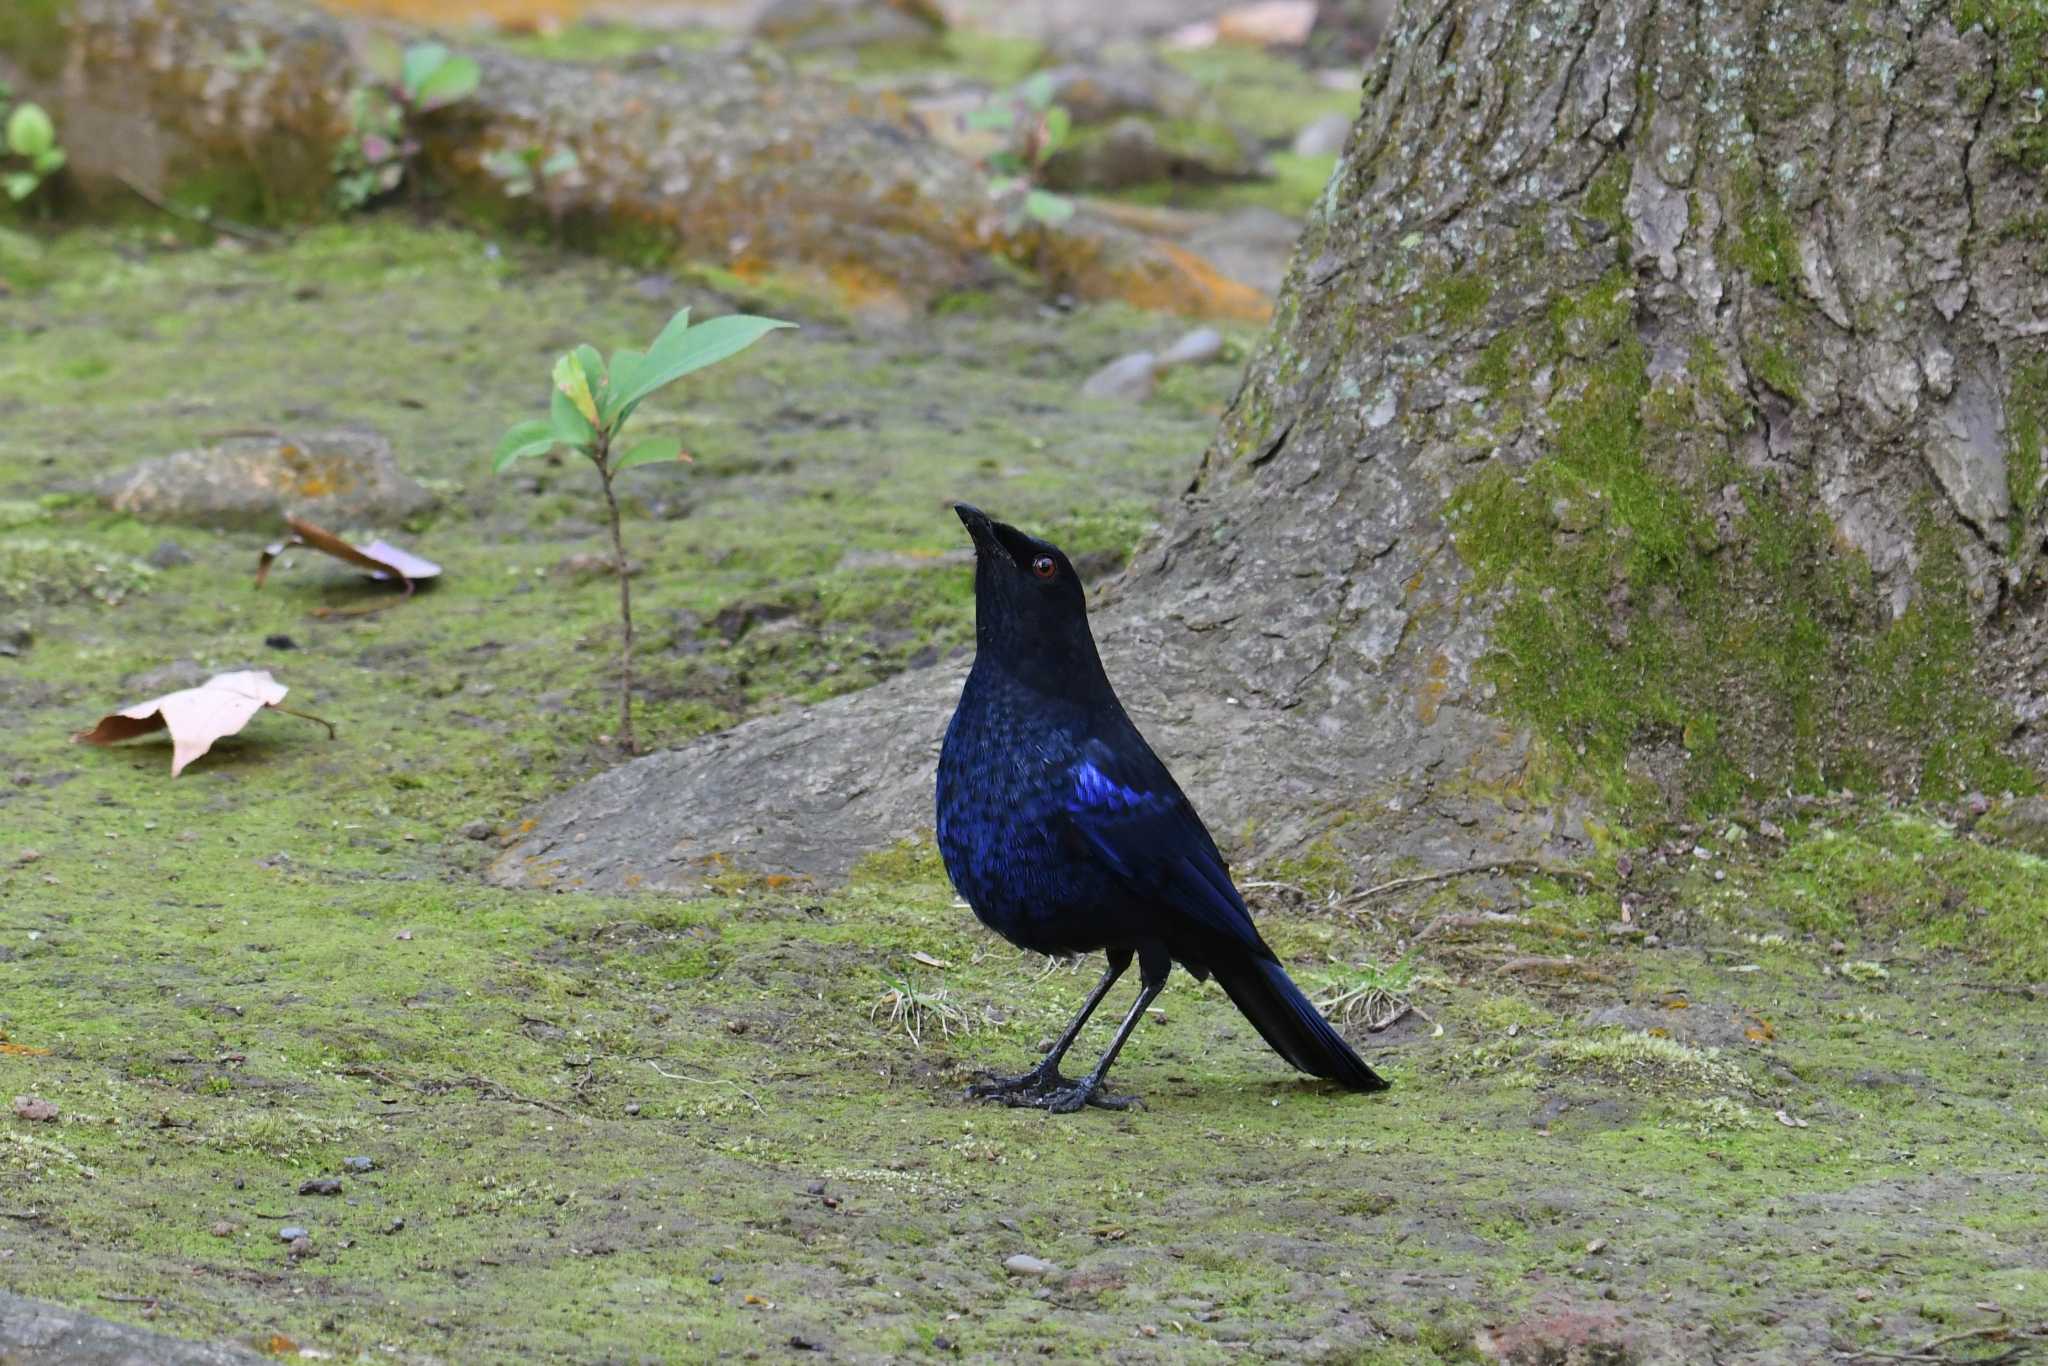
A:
[953,502,998,551]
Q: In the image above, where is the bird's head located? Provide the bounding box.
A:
[952,503,1104,688]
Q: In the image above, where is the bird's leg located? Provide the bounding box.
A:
[967,950,1130,1102]
[1030,950,1170,1114]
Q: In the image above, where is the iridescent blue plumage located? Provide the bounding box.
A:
[935,504,1388,1113]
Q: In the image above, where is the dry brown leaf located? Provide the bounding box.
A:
[910,951,953,969]
[256,515,441,610]
[11,1095,58,1122]
[74,669,331,776]
[1774,1108,1810,1128]
[1215,0,1317,46]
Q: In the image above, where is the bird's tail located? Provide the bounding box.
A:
[1213,956,1389,1093]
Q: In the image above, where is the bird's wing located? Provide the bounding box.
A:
[1061,736,1269,954]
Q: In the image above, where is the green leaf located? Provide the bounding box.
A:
[613,436,685,472]
[492,418,557,473]
[413,54,480,111]
[964,106,1015,132]
[399,43,450,100]
[3,172,37,202]
[5,102,55,159]
[1025,189,1074,225]
[553,351,602,428]
[541,148,579,177]
[603,347,645,423]
[549,386,597,450]
[1041,105,1070,156]
[32,148,64,176]
[1018,71,1057,110]
[611,313,796,412]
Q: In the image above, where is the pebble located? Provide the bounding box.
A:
[1291,111,1351,157]
[1158,327,1225,367]
[459,820,493,841]
[263,634,298,650]
[342,1155,375,1173]
[383,1218,405,1235]
[287,1236,314,1259]
[146,540,195,569]
[299,1177,343,1196]
[210,1220,236,1237]
[279,1225,308,1243]
[1003,1253,1053,1277]
[1080,352,1159,402]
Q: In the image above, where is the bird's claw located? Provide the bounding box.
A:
[966,1070,1143,1114]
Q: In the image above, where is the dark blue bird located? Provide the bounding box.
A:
[936,504,1389,1113]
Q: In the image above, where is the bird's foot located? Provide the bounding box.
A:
[967,1070,1143,1114]
[964,1065,1068,1103]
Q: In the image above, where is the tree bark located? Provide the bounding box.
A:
[494,0,2048,893]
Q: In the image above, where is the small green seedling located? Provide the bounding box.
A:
[494,307,795,753]
[966,70,1074,228]
[334,42,481,212]
[481,143,580,199]
[1,86,66,203]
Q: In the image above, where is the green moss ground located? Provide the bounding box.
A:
[2,222,2045,1361]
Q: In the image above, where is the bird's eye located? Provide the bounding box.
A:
[1030,555,1058,580]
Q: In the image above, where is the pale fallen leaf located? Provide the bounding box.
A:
[256,515,441,612]
[74,669,332,776]
[11,1095,58,1122]
[1774,1108,1809,1128]
[909,951,952,969]
[1215,0,1317,46]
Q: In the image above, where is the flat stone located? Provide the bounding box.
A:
[99,428,435,531]
[0,1290,267,1363]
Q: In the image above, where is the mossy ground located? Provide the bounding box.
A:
[2,225,2045,1362]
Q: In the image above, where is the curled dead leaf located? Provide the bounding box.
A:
[1774,1109,1809,1129]
[910,952,953,969]
[74,669,333,776]
[257,516,440,615]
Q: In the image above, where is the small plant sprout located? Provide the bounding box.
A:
[1,87,66,202]
[966,71,1074,228]
[493,307,795,754]
[482,144,580,199]
[871,977,975,1047]
[333,42,481,212]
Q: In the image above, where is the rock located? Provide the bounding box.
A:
[0,1290,270,1363]
[459,821,493,842]
[1158,327,1225,367]
[210,1220,236,1237]
[1081,352,1161,401]
[1004,1253,1054,1277]
[753,0,945,51]
[99,428,435,531]
[287,1236,314,1259]
[13,0,1263,320]
[10,1095,57,1122]
[1291,111,1352,157]
[1185,207,1302,296]
[1040,61,1205,125]
[1306,0,1396,63]
[0,622,29,658]
[1044,115,1263,192]
[297,1177,342,1196]
[145,540,194,569]
[277,1225,307,1243]
[1977,796,2048,856]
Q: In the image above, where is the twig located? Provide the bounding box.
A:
[1413,910,1533,943]
[1833,1320,2048,1364]
[0,1208,43,1220]
[97,1293,167,1307]
[114,172,284,246]
[639,1059,764,1113]
[458,1075,578,1120]
[1349,860,1595,903]
[1364,1002,1429,1034]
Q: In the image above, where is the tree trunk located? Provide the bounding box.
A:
[494,0,2048,893]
